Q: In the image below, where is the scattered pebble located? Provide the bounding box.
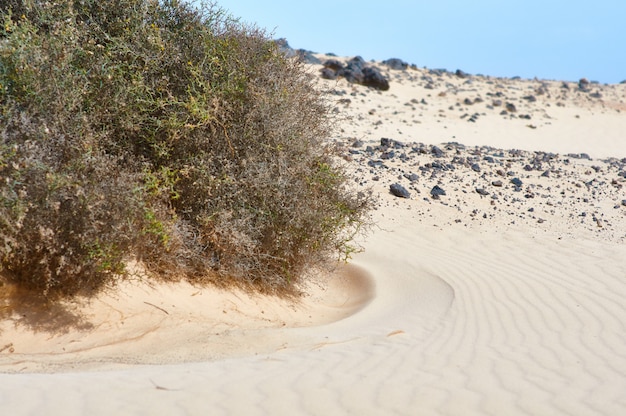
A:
[390,183,411,198]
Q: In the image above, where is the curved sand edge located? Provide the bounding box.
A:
[0,263,374,373]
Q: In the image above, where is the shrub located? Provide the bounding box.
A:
[0,0,370,298]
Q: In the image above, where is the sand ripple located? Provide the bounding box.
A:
[2,219,625,415]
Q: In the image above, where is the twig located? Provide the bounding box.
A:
[143,301,169,315]
[0,343,14,353]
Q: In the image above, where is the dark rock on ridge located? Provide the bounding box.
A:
[383,58,409,70]
[320,68,337,80]
[321,56,390,91]
[323,59,344,71]
[362,66,390,91]
[275,38,321,64]
[578,78,590,92]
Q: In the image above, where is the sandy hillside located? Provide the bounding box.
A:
[1,56,626,416]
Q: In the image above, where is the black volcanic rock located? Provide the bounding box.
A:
[275,39,321,64]
[510,177,523,191]
[322,56,390,91]
[430,185,446,198]
[362,66,390,91]
[390,183,411,198]
[578,78,590,91]
[383,58,408,70]
[323,59,344,71]
[381,150,395,160]
[431,146,445,158]
[297,50,321,64]
[320,67,337,80]
[346,56,366,71]
[339,67,364,84]
[404,173,419,182]
[505,103,517,112]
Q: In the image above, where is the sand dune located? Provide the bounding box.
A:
[2,56,626,415]
[2,218,625,415]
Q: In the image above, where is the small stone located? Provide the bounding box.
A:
[381,151,395,160]
[505,103,517,112]
[578,78,590,91]
[380,137,393,148]
[476,188,489,196]
[492,180,503,187]
[367,160,384,168]
[471,163,481,172]
[510,177,523,187]
[390,183,411,198]
[430,185,446,198]
[404,173,419,182]
[431,146,445,158]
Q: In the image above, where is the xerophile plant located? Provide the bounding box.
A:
[0,0,370,298]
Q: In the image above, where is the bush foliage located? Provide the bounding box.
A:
[0,0,370,297]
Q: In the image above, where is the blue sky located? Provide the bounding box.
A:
[206,0,625,84]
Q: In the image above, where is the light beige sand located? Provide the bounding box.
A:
[1,58,626,415]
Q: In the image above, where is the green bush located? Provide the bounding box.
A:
[0,0,370,298]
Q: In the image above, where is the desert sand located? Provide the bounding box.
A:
[1,55,626,415]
